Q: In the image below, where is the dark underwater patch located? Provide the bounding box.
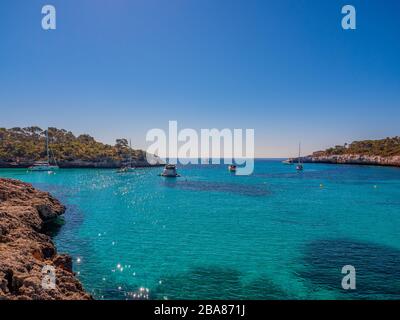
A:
[162,180,270,197]
[299,238,400,299]
[151,266,288,300]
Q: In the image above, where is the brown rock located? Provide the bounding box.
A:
[53,255,73,273]
[0,178,91,300]
[301,154,400,167]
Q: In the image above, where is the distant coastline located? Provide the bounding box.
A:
[289,137,400,168]
[300,154,400,168]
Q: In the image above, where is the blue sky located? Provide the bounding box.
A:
[1,0,399,157]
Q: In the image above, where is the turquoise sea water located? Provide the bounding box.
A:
[1,160,400,300]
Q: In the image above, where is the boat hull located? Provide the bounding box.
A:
[160,165,179,177]
[117,167,135,173]
[29,165,59,171]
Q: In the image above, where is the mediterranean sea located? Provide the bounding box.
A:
[1,160,400,299]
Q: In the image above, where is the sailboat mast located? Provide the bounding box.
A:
[46,129,50,163]
[129,139,132,168]
[298,142,301,164]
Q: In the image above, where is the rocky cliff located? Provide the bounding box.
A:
[301,154,400,167]
[0,178,91,300]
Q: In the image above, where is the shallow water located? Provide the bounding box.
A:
[1,160,400,299]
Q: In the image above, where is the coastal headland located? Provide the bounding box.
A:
[301,154,400,167]
[293,137,400,168]
[0,127,163,169]
[0,178,91,300]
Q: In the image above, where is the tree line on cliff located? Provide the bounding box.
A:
[0,126,146,163]
[313,137,400,157]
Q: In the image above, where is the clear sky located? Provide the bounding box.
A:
[1,0,399,157]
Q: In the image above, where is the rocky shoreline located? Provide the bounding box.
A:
[0,178,91,300]
[300,154,400,167]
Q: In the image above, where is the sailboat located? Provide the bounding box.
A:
[117,139,135,173]
[296,142,304,171]
[28,129,59,172]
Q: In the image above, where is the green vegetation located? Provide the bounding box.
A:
[0,127,146,163]
[314,137,400,157]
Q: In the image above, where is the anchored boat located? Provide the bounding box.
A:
[282,159,293,165]
[160,164,180,177]
[296,142,304,171]
[28,129,59,172]
[117,139,136,173]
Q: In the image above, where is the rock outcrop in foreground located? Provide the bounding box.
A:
[301,154,400,167]
[0,178,90,300]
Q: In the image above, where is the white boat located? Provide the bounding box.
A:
[282,159,293,165]
[29,161,59,171]
[160,164,180,177]
[28,129,59,172]
[296,142,304,171]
